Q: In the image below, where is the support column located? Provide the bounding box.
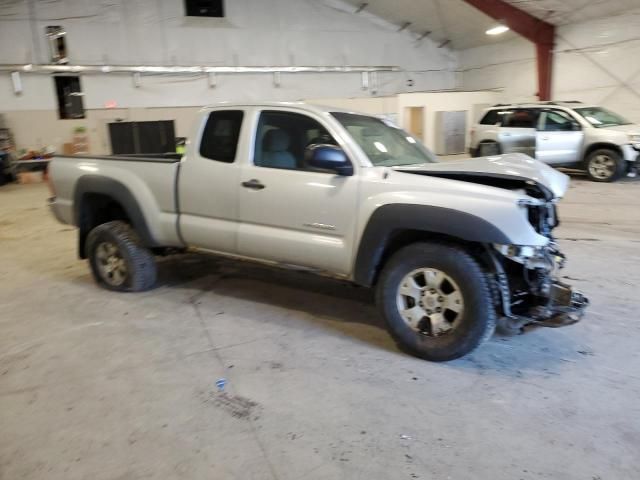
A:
[536,42,553,101]
[463,0,556,101]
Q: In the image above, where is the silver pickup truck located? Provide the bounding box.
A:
[49,102,588,362]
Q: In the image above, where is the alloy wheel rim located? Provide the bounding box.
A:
[589,155,615,179]
[396,268,464,336]
[95,241,128,287]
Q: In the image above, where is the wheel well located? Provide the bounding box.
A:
[370,230,489,286]
[583,143,623,162]
[78,193,130,258]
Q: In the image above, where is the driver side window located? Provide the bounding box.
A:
[539,110,580,132]
[254,111,338,171]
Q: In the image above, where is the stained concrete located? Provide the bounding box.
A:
[1,178,639,480]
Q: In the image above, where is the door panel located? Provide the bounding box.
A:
[178,110,246,253]
[238,169,358,274]
[498,108,537,158]
[536,132,584,164]
[536,110,584,164]
[237,110,358,275]
[498,127,536,157]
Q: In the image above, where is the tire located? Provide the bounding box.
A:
[376,243,496,362]
[86,220,157,292]
[585,148,626,182]
[478,142,501,157]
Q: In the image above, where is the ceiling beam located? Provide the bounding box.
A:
[462,0,556,100]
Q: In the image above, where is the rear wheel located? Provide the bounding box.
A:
[478,142,501,157]
[86,221,157,292]
[376,243,496,362]
[585,148,626,182]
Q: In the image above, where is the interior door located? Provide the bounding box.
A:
[237,110,359,276]
[178,109,246,253]
[405,107,424,140]
[536,110,584,165]
[498,108,537,158]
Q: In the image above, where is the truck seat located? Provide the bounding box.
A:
[260,129,296,169]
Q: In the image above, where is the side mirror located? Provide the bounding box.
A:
[304,144,353,176]
[572,123,582,131]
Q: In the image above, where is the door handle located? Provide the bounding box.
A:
[241,179,265,190]
[542,136,550,141]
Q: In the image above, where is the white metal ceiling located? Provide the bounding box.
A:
[338,0,637,49]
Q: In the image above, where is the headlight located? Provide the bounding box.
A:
[494,244,561,270]
[494,244,539,260]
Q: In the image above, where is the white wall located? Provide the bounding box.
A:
[460,10,640,122]
[306,96,399,116]
[396,91,501,150]
[307,90,501,151]
[0,0,460,152]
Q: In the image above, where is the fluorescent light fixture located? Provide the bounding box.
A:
[486,25,509,35]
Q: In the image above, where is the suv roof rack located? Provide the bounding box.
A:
[491,101,584,107]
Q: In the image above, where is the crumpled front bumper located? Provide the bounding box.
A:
[530,280,589,328]
[497,279,589,334]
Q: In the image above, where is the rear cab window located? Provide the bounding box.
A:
[200,110,244,162]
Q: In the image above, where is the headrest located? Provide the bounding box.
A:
[263,129,290,152]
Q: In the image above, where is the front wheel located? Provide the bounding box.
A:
[585,148,626,182]
[86,221,157,292]
[376,243,496,362]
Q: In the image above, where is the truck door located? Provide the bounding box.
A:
[536,109,584,165]
[498,108,537,158]
[178,109,246,253]
[236,109,359,276]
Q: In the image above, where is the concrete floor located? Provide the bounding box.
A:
[1,177,639,480]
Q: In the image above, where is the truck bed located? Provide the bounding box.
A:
[49,154,183,248]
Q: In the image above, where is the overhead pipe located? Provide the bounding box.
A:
[462,0,556,100]
[0,64,399,75]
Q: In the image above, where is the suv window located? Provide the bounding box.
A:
[200,110,244,162]
[254,111,338,171]
[480,110,500,125]
[539,110,580,132]
[502,109,537,128]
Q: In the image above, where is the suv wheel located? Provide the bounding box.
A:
[86,221,157,292]
[376,243,496,362]
[585,148,626,182]
[478,142,501,157]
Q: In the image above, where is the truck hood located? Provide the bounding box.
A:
[601,124,640,135]
[393,153,570,200]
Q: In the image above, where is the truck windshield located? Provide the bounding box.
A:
[331,112,437,166]
[574,107,632,128]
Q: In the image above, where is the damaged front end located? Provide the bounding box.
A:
[393,154,589,333]
[488,199,589,334]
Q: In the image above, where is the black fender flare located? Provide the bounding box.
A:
[353,204,512,286]
[74,175,157,257]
